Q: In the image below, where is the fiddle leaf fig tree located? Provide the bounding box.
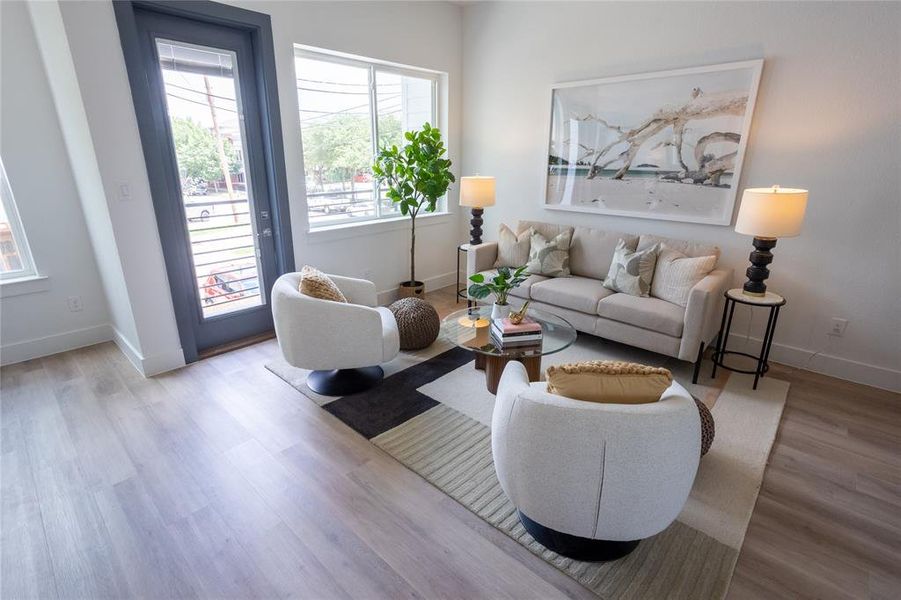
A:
[373,123,455,285]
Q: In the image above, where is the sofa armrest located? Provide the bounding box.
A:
[330,274,378,307]
[467,242,498,278]
[678,268,733,361]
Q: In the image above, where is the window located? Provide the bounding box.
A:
[0,158,37,281]
[295,49,440,229]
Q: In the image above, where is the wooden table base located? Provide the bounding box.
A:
[475,354,541,394]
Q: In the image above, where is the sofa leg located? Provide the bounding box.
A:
[307,366,384,396]
[518,511,639,562]
[692,342,705,385]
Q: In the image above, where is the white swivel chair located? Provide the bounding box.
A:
[492,361,700,561]
[271,272,399,395]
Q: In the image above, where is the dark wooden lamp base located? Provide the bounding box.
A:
[468,208,484,246]
[743,237,777,297]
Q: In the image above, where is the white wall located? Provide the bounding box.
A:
[53,0,185,374]
[223,0,465,301]
[461,1,901,390]
[2,0,464,371]
[0,0,112,363]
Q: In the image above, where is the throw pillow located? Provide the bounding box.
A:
[299,265,346,303]
[494,224,533,268]
[546,361,673,404]
[651,245,717,307]
[603,239,659,297]
[526,230,572,277]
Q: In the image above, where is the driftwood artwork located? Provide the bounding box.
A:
[544,60,763,225]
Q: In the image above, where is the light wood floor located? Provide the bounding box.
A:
[2,286,899,599]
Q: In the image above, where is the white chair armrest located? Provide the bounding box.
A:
[330,274,378,307]
[467,242,499,278]
[679,268,733,360]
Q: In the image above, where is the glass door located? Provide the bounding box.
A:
[130,8,283,358]
[156,40,264,319]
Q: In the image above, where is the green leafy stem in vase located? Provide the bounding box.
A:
[468,266,530,306]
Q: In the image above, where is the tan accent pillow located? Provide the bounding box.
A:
[494,224,533,268]
[651,244,717,307]
[299,265,346,302]
[546,361,673,404]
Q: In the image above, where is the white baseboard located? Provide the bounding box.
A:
[376,270,459,306]
[112,327,184,377]
[727,332,901,393]
[0,323,113,366]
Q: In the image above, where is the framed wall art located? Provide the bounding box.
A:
[543,60,763,225]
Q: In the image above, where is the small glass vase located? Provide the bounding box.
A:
[491,303,511,320]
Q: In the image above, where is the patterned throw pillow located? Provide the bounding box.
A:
[603,239,660,297]
[299,265,346,302]
[651,245,717,307]
[546,361,673,404]
[526,230,572,277]
[494,224,534,268]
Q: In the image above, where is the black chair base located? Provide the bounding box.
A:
[307,366,384,396]
[519,511,640,562]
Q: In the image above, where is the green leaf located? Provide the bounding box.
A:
[468,273,485,283]
[468,284,490,299]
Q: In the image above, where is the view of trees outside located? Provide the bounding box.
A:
[158,40,261,319]
[296,55,434,226]
[171,116,242,186]
[301,112,400,192]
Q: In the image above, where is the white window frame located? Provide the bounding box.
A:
[0,158,38,282]
[294,46,442,231]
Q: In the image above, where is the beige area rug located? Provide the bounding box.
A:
[267,335,789,599]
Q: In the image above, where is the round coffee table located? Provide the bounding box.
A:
[440,305,577,394]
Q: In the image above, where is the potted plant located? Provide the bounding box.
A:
[373,123,455,298]
[468,266,530,319]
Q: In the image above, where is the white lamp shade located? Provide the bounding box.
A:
[459,176,496,208]
[735,186,808,238]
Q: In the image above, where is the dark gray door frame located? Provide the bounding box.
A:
[114,0,294,362]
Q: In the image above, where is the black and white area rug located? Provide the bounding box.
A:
[267,335,789,599]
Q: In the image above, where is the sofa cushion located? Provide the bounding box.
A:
[570,227,638,280]
[597,293,685,337]
[638,234,720,260]
[545,361,673,404]
[474,270,548,300]
[517,220,573,244]
[530,276,614,314]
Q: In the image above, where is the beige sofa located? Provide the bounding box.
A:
[467,220,733,382]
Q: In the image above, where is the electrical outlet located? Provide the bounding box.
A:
[829,317,848,337]
[67,296,84,312]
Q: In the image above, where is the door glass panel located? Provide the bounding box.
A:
[156,40,262,319]
[296,58,376,226]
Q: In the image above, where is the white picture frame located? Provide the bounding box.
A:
[542,59,763,225]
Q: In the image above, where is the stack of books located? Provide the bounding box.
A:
[490,316,543,348]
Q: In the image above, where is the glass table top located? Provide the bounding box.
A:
[440,305,578,358]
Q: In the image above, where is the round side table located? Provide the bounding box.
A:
[711,288,786,390]
[455,243,470,304]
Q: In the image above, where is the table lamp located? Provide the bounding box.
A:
[734,185,808,297]
[460,176,495,245]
